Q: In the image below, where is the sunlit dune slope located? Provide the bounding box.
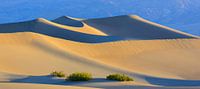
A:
[0,32,120,76]
[84,15,199,39]
[64,38,200,79]
[0,18,123,43]
[0,32,200,80]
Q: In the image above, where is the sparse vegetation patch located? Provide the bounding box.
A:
[67,72,92,81]
[106,74,133,81]
[51,71,66,77]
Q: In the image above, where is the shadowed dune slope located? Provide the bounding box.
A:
[84,15,199,39]
[52,16,84,27]
[0,18,123,43]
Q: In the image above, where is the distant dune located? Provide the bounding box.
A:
[0,15,200,89]
[84,15,199,39]
[0,18,123,43]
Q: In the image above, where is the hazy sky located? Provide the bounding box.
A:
[0,0,199,35]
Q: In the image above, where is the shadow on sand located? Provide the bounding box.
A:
[9,75,114,86]
[4,75,136,89]
[144,76,200,86]
[1,75,200,89]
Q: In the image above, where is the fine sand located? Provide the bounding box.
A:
[0,15,200,89]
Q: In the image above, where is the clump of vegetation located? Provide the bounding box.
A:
[51,71,66,77]
[106,74,133,81]
[67,72,92,81]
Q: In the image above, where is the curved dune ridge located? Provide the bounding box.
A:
[0,15,200,89]
[84,15,199,39]
[52,16,107,36]
[0,18,123,43]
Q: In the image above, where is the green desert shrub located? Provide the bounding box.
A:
[106,74,133,81]
[51,71,66,77]
[67,72,92,81]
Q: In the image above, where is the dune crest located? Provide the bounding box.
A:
[0,18,123,43]
[52,16,107,35]
[84,15,199,39]
[37,18,107,36]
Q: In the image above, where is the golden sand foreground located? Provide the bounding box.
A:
[0,15,200,89]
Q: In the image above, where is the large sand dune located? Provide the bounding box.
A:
[84,15,199,39]
[0,15,200,89]
[0,18,123,43]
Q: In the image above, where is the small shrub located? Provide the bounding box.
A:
[106,74,133,81]
[67,72,92,81]
[51,71,65,77]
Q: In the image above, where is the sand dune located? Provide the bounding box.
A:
[56,38,200,80]
[0,15,200,89]
[0,32,119,75]
[0,32,200,87]
[84,15,199,39]
[0,18,123,43]
[0,32,139,89]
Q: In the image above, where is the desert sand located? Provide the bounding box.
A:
[0,15,200,89]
